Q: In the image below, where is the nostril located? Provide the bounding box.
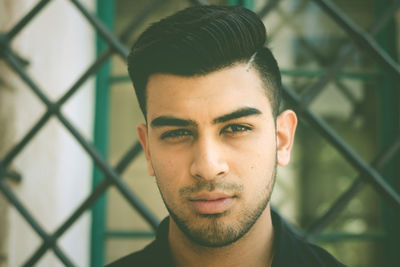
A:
[190,163,229,180]
[217,171,226,176]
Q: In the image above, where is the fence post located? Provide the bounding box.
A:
[91,0,114,266]
[376,1,400,266]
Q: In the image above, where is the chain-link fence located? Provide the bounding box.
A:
[0,0,399,266]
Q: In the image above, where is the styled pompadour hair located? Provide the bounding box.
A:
[128,5,281,118]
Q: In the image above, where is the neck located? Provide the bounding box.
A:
[168,207,274,267]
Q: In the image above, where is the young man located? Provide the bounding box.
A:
[108,5,345,267]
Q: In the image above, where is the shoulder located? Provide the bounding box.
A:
[105,248,147,267]
[106,217,173,267]
[106,240,171,267]
[271,210,346,267]
[282,235,346,267]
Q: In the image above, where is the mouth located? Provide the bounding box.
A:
[189,193,236,214]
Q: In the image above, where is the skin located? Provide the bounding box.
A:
[137,64,297,267]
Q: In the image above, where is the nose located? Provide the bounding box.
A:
[189,135,229,180]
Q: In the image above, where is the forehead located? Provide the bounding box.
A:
[145,64,273,121]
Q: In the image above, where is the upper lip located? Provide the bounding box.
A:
[189,192,234,201]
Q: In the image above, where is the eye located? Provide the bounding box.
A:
[222,124,252,135]
[161,129,193,140]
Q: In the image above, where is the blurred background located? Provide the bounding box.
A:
[0,0,399,266]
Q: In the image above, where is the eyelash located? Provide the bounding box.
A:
[222,124,252,134]
[161,129,192,140]
[160,124,252,140]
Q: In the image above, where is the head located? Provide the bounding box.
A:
[128,5,282,119]
[129,6,297,248]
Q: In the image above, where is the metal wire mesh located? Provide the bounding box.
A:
[0,0,399,266]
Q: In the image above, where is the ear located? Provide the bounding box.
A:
[137,124,155,176]
[276,110,297,166]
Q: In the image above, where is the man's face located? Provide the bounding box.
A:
[137,64,296,247]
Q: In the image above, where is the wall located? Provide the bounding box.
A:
[0,0,95,266]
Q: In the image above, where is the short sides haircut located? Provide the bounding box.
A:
[128,5,282,119]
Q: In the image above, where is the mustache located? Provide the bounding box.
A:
[179,180,244,197]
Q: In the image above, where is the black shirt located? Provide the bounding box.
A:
[107,210,346,267]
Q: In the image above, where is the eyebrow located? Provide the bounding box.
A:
[150,107,262,128]
[151,116,197,128]
[212,107,262,124]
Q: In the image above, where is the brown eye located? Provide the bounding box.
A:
[161,129,192,140]
[222,124,252,134]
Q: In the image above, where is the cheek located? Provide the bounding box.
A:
[150,143,179,173]
[236,137,276,187]
[150,149,190,195]
[233,134,276,168]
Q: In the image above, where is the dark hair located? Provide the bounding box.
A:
[128,5,281,118]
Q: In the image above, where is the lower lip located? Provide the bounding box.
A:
[191,197,234,214]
